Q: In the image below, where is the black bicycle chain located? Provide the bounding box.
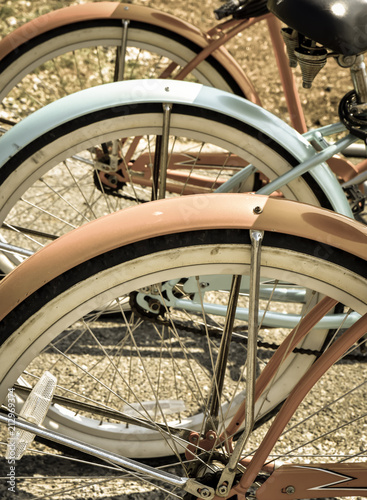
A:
[130,295,367,361]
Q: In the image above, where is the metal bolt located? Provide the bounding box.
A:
[218,484,228,495]
[148,299,161,313]
[200,487,211,498]
[253,206,263,214]
[200,282,209,289]
[337,54,356,67]
[165,87,170,92]
[285,485,295,494]
[150,284,161,295]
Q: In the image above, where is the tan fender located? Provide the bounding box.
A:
[0,2,258,102]
[0,194,366,321]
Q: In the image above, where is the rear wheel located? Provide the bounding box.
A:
[0,102,328,273]
[0,227,366,497]
[0,19,243,127]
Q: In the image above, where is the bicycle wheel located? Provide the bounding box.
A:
[0,220,366,498]
[0,99,329,273]
[0,17,243,127]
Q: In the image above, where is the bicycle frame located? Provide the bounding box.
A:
[88,121,366,212]
[0,193,366,498]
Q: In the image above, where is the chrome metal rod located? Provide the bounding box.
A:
[0,413,194,492]
[158,103,173,199]
[208,274,242,426]
[216,230,264,497]
[241,230,264,444]
[106,20,131,172]
[116,19,130,82]
[351,54,367,104]
[0,241,33,257]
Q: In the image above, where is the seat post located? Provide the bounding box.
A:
[351,54,367,104]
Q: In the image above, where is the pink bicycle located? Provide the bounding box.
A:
[0,0,366,187]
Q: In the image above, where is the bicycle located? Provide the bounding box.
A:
[0,195,366,498]
[0,0,366,497]
[0,0,364,333]
[0,0,366,342]
[0,0,366,185]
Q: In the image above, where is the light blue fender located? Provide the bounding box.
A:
[0,79,352,216]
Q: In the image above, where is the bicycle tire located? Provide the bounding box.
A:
[0,18,244,125]
[0,220,366,497]
[0,100,329,273]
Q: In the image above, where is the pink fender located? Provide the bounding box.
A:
[0,2,259,103]
[0,194,366,321]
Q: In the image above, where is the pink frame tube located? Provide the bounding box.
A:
[266,16,307,133]
[231,312,367,497]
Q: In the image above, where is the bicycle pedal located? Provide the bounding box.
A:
[6,371,57,460]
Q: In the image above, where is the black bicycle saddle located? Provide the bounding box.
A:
[267,0,367,56]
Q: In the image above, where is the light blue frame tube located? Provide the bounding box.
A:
[170,298,360,329]
[256,134,356,197]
